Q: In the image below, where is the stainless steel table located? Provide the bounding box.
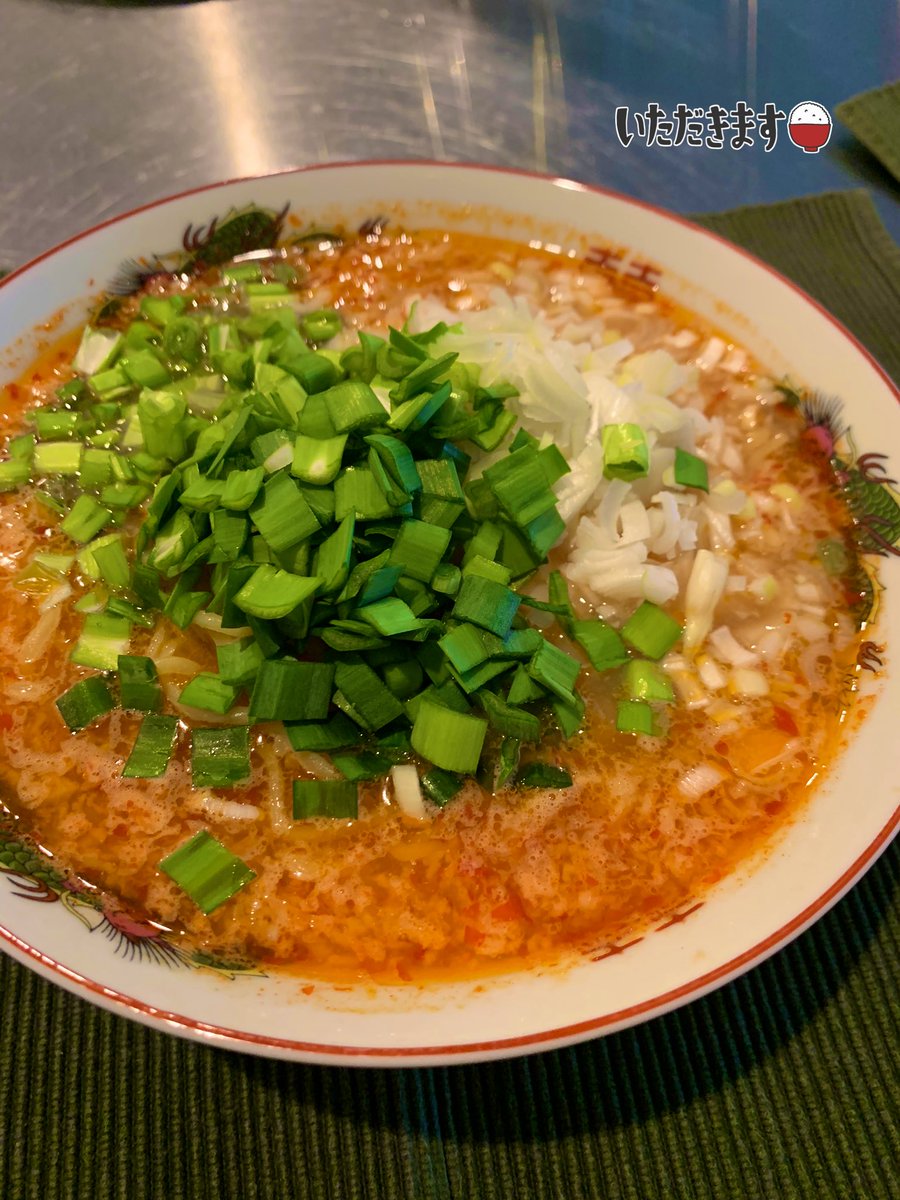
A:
[2,0,898,271]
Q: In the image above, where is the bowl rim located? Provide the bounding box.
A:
[0,158,897,1064]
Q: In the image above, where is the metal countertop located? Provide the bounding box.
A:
[2,0,898,269]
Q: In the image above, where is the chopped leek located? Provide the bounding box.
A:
[292,779,358,819]
[516,762,573,789]
[122,714,178,778]
[673,447,709,492]
[56,676,115,731]
[158,830,255,914]
[410,698,487,773]
[621,601,682,660]
[601,423,649,481]
[247,659,334,723]
[191,726,251,788]
[616,699,657,736]
[118,655,163,712]
[623,660,675,703]
[179,673,240,715]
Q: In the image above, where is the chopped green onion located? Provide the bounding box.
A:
[388,519,451,583]
[122,714,178,778]
[452,575,521,638]
[314,514,354,594]
[420,767,463,807]
[165,587,210,630]
[570,618,629,672]
[292,779,358,820]
[334,466,393,521]
[252,428,295,473]
[210,509,248,561]
[191,726,251,788]
[485,453,558,527]
[121,349,171,390]
[381,658,424,700]
[416,458,465,527]
[515,762,573,789]
[179,673,240,715]
[70,613,131,671]
[102,482,150,510]
[390,353,457,404]
[357,596,423,636]
[0,459,31,490]
[234,564,320,620]
[163,317,204,366]
[438,623,500,675]
[32,409,83,439]
[300,308,343,343]
[323,380,388,434]
[32,551,74,576]
[616,699,657,736]
[33,441,82,476]
[552,692,585,739]
[250,471,320,551]
[216,637,264,687]
[284,713,361,752]
[507,664,546,706]
[673,447,709,492]
[118,655,163,712]
[146,509,197,574]
[333,659,405,731]
[221,466,264,511]
[7,433,35,459]
[137,389,188,461]
[158,830,255,914]
[461,554,512,585]
[56,676,115,731]
[364,433,422,500]
[292,434,347,485]
[476,690,541,741]
[247,659,334,723]
[410,698,487,773]
[432,562,461,596]
[355,565,403,607]
[89,535,130,589]
[140,295,186,326]
[623,660,675,703]
[331,751,390,781]
[106,597,153,627]
[178,476,227,511]
[387,379,452,432]
[601,423,649,481]
[526,638,580,703]
[621,601,682,659]
[285,352,340,395]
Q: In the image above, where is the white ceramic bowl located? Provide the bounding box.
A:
[0,163,897,1066]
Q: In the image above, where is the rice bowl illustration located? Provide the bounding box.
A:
[788,101,832,153]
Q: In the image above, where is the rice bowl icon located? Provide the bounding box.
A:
[788,101,832,153]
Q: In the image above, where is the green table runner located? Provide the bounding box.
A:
[1,191,898,1200]
[836,80,900,186]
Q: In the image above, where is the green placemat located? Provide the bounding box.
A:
[837,81,900,185]
[696,189,900,383]
[1,193,898,1200]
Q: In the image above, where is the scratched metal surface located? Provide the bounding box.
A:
[0,0,898,268]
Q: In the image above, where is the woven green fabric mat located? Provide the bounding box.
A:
[1,192,898,1200]
[836,81,900,185]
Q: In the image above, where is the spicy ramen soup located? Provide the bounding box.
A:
[0,222,870,983]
